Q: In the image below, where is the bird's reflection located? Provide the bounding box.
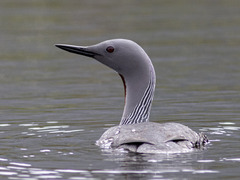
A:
[100,150,205,179]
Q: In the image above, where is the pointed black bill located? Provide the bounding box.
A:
[55,44,100,58]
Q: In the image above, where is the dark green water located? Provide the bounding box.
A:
[0,0,240,179]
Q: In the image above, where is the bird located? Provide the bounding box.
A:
[55,39,208,153]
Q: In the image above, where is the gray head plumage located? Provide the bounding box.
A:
[55,39,156,125]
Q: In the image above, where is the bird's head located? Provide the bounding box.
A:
[55,39,152,77]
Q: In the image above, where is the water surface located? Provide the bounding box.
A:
[0,0,240,179]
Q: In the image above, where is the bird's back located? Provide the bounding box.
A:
[96,122,208,153]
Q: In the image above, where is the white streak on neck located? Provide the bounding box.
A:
[120,70,155,125]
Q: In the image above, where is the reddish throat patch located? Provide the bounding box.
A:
[119,74,126,104]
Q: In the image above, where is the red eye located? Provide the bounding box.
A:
[106,46,114,53]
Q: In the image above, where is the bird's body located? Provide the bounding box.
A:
[55,39,208,153]
[97,122,207,153]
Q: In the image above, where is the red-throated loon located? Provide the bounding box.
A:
[55,39,208,153]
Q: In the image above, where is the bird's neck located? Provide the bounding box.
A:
[119,65,156,125]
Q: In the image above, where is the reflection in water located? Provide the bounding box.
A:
[92,151,220,179]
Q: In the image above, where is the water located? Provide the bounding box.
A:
[0,0,240,179]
